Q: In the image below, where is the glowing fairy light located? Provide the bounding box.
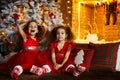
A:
[78,2,81,40]
[42,22,47,27]
[10,41,13,44]
[68,11,71,14]
[67,7,70,9]
[67,1,70,3]
[1,31,5,35]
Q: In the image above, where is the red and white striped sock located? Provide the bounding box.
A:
[77,64,86,72]
[30,65,51,76]
[11,65,23,79]
[66,65,80,77]
[42,65,51,73]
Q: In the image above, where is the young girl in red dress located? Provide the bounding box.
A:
[0,20,45,79]
[30,25,86,77]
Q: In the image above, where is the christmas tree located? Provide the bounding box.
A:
[0,0,64,56]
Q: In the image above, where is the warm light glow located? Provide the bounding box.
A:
[102,0,113,3]
[78,2,81,40]
[67,1,70,3]
[10,41,13,44]
[68,11,71,14]
[19,15,24,20]
[72,1,100,43]
[1,31,5,35]
[67,7,70,9]
[72,0,120,42]
[42,22,47,27]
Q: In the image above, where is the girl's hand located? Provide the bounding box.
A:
[54,64,63,70]
[54,63,57,70]
[57,64,63,69]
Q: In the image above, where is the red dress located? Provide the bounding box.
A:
[36,49,50,67]
[0,36,40,73]
[47,41,75,73]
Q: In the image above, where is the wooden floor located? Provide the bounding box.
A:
[0,71,120,80]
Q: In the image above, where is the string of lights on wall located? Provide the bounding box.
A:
[64,0,72,27]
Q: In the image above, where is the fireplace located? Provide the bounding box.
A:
[71,0,120,42]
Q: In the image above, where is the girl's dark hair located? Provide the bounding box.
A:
[48,25,74,42]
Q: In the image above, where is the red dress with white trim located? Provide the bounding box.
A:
[0,35,40,73]
[47,41,75,73]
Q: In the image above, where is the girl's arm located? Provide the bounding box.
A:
[18,23,27,42]
[61,44,72,66]
[51,48,56,66]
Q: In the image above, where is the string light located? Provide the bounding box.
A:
[68,11,71,14]
[1,31,5,35]
[65,0,72,26]
[67,1,70,3]
[10,41,13,44]
[67,7,70,9]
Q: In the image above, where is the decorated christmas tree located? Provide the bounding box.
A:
[0,0,64,56]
